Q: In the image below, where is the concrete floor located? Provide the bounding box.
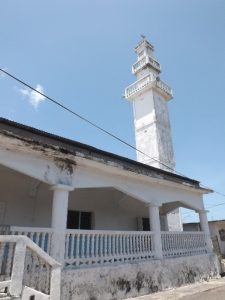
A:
[127,277,225,300]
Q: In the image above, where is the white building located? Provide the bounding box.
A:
[0,39,220,300]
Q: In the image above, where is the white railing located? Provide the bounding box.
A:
[0,235,61,299]
[125,74,172,99]
[132,56,161,74]
[65,230,155,267]
[125,74,155,98]
[161,231,208,258]
[0,227,209,270]
[156,79,173,97]
[5,226,53,254]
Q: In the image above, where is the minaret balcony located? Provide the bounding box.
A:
[125,74,173,100]
[132,55,161,74]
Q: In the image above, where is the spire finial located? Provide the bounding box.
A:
[140,34,146,40]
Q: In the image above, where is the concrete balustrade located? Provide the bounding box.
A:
[0,235,61,299]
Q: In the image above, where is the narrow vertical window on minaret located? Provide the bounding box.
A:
[124,37,182,231]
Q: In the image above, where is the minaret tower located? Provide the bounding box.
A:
[125,38,182,231]
[125,38,175,171]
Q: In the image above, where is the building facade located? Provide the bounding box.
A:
[0,39,219,299]
[0,117,219,299]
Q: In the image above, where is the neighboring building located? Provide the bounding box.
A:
[184,220,225,257]
[125,38,181,231]
[0,39,220,300]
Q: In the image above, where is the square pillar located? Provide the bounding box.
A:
[198,209,213,253]
[50,184,74,263]
[148,203,163,259]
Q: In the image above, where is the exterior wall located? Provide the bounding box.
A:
[61,254,220,300]
[0,165,52,227]
[166,208,183,231]
[208,222,225,256]
[69,188,149,231]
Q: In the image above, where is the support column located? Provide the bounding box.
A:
[50,184,74,263]
[148,203,163,259]
[198,209,213,253]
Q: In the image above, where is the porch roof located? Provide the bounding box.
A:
[0,117,211,193]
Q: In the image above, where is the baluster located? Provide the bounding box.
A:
[122,234,126,257]
[5,243,14,278]
[111,234,116,257]
[161,234,164,253]
[29,232,34,243]
[140,234,143,255]
[118,234,122,256]
[168,234,171,254]
[65,234,69,259]
[76,233,80,265]
[108,234,111,258]
[127,234,130,256]
[175,234,178,254]
[142,234,145,254]
[150,233,153,254]
[134,234,137,256]
[81,234,85,259]
[91,234,94,259]
[115,234,118,256]
[100,234,103,264]
[132,234,135,256]
[143,234,147,254]
[147,234,150,254]
[71,234,75,259]
[40,233,45,251]
[139,234,142,255]
[86,234,90,261]
[36,233,41,248]
[48,233,52,254]
[104,234,107,258]
[137,234,140,255]
[144,234,147,253]
[96,234,100,259]
[171,234,174,254]
[121,234,124,260]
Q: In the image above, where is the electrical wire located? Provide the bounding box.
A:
[0,67,224,201]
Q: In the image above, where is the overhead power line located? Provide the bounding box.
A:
[0,68,224,201]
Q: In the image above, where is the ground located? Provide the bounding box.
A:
[128,277,225,300]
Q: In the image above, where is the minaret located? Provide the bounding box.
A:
[125,38,182,231]
[125,38,175,171]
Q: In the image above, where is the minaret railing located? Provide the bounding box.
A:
[132,55,161,74]
[125,73,172,99]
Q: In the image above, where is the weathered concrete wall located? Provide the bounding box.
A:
[61,254,220,300]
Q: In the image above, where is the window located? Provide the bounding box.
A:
[142,218,150,231]
[138,50,144,60]
[67,210,92,230]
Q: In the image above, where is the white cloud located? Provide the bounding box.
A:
[0,68,7,78]
[19,84,46,109]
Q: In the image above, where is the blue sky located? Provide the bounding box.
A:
[0,0,225,223]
